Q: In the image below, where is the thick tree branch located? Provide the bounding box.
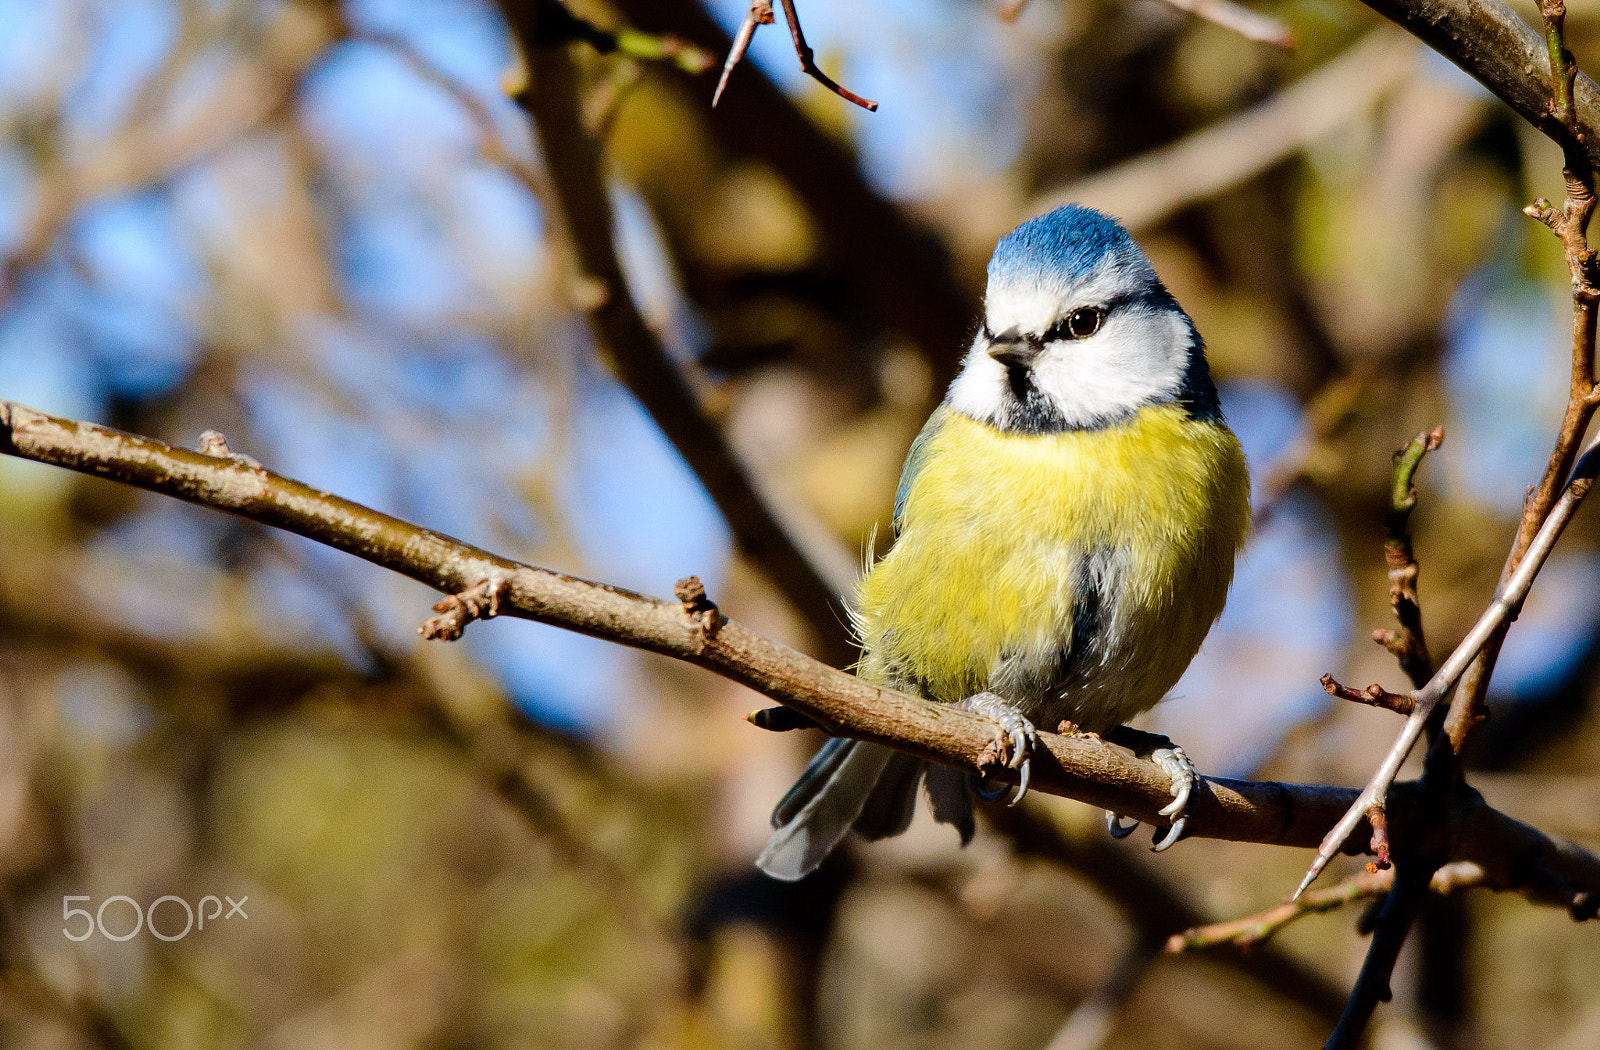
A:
[3,400,1599,915]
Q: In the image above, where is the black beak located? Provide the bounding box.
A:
[987,326,1040,369]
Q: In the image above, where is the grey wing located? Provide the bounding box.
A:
[893,404,951,534]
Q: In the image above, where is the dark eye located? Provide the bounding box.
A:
[1066,306,1103,339]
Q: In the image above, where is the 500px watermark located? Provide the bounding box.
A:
[62,895,248,942]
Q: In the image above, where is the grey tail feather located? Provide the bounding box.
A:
[770,736,853,829]
[924,764,976,845]
[853,751,925,841]
[757,740,893,881]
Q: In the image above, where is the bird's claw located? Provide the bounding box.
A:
[1149,745,1195,852]
[959,691,1037,805]
[1101,731,1198,853]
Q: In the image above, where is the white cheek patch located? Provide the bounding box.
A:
[946,304,1192,430]
[1028,307,1189,425]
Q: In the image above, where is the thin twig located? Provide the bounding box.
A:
[1296,426,1600,900]
[1321,674,1415,717]
[1543,0,1579,133]
[5,400,1600,906]
[1375,427,1444,687]
[713,0,774,108]
[772,0,879,111]
[419,574,511,641]
[1169,870,1396,952]
[1323,861,1434,1050]
[611,0,978,383]
[1310,13,1600,1045]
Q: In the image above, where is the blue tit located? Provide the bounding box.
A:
[757,205,1251,882]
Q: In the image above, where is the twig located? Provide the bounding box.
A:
[611,0,977,384]
[419,574,511,641]
[1321,674,1415,717]
[1542,0,1580,134]
[691,0,880,112]
[1376,427,1444,687]
[1154,0,1295,48]
[772,0,878,111]
[610,28,715,74]
[1310,11,1600,1043]
[6,401,1600,906]
[1324,862,1434,1050]
[503,25,860,667]
[1296,425,1600,900]
[1169,869,1395,952]
[1367,802,1392,873]
[713,0,774,108]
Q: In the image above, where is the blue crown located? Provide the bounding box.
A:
[987,205,1144,288]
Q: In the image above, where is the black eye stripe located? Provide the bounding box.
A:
[1045,306,1103,342]
[983,292,1139,346]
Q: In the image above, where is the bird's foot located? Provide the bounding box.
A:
[957,691,1037,805]
[1102,726,1197,853]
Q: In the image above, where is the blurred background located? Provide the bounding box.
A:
[1,0,1598,1046]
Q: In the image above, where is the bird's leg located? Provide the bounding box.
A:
[956,691,1037,805]
[1103,725,1196,852]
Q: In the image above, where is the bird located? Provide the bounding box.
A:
[757,204,1252,882]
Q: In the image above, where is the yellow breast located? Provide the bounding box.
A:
[854,406,1250,728]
